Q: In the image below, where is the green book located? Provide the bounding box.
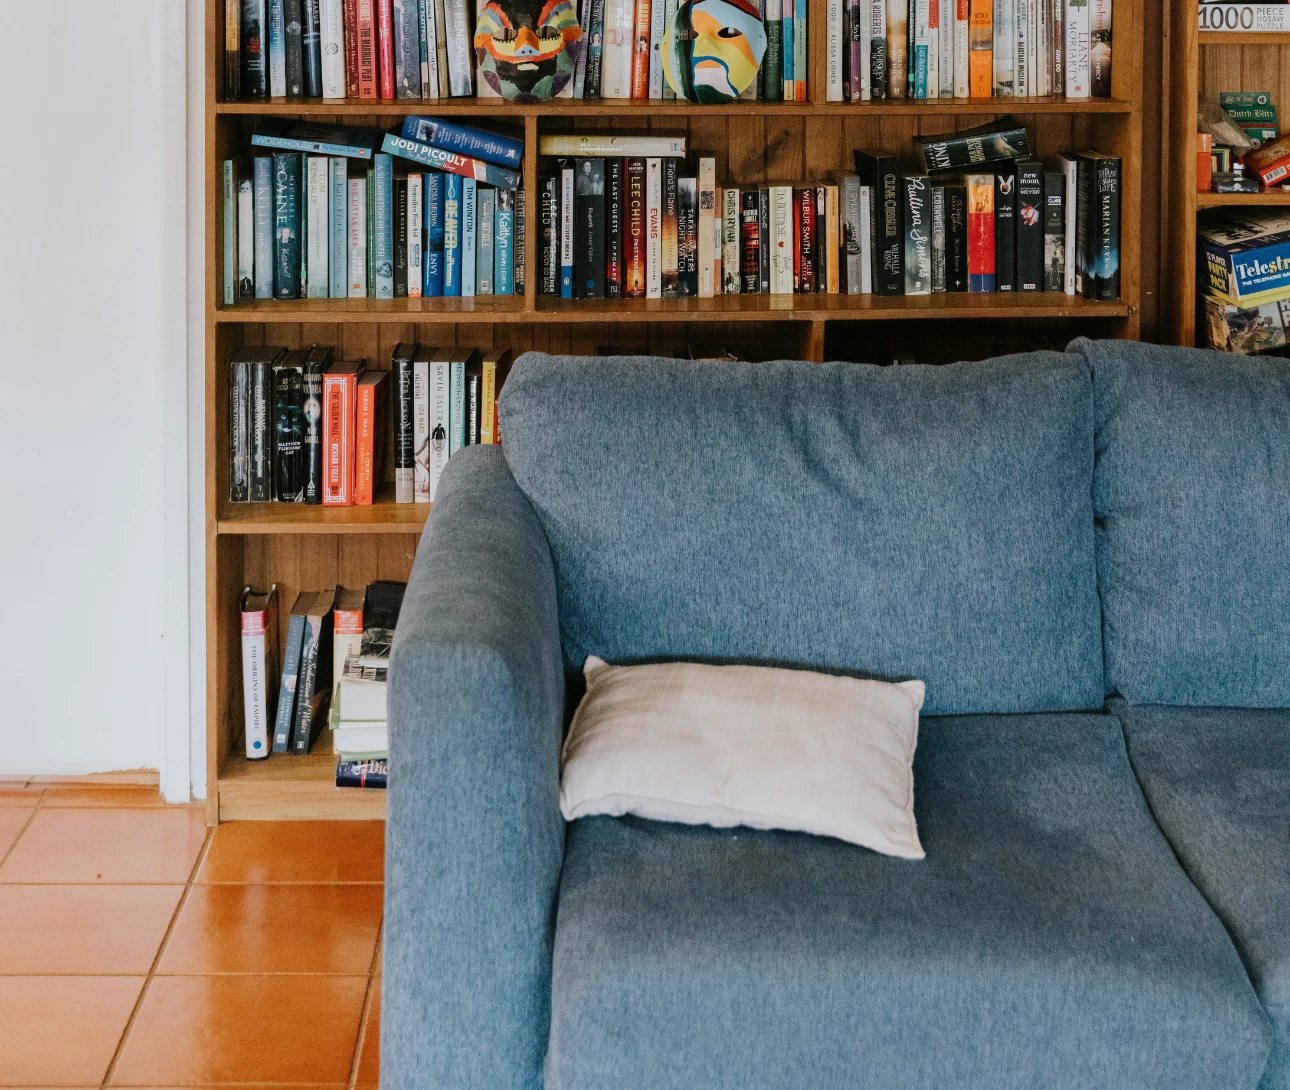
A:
[366,167,376,299]
[764,0,783,102]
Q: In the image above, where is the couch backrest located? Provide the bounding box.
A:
[1072,338,1290,707]
[499,351,1103,718]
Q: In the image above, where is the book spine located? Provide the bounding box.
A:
[931,184,946,291]
[740,189,760,292]
[722,186,742,294]
[400,117,525,169]
[344,0,361,95]
[303,0,324,95]
[913,0,929,98]
[540,176,559,294]
[768,186,792,293]
[476,185,495,295]
[239,179,256,298]
[574,0,593,97]
[758,188,770,292]
[272,152,301,299]
[480,358,498,443]
[496,188,515,295]
[466,369,480,444]
[1064,0,1088,97]
[513,188,526,295]
[393,353,415,501]
[320,0,346,96]
[661,159,679,298]
[356,0,378,95]
[253,161,275,291]
[886,0,906,98]
[858,182,873,291]
[937,0,952,94]
[953,0,969,95]
[223,161,238,305]
[327,159,348,297]
[285,0,305,95]
[303,358,325,502]
[307,157,330,298]
[945,183,967,290]
[226,0,242,100]
[601,0,632,97]
[646,158,662,298]
[764,0,784,101]
[425,173,444,295]
[795,0,806,100]
[348,176,368,296]
[1051,0,1063,92]
[648,0,666,97]
[605,158,624,297]
[561,167,575,297]
[336,760,389,788]
[1090,0,1110,96]
[422,0,440,96]
[241,603,273,758]
[377,0,396,96]
[698,158,716,298]
[443,173,462,295]
[994,171,1015,290]
[443,0,474,95]
[966,172,995,291]
[713,185,723,287]
[394,177,409,297]
[273,613,305,752]
[230,361,250,502]
[374,153,394,298]
[1090,156,1120,299]
[838,176,861,293]
[242,0,270,96]
[407,175,424,296]
[268,0,288,94]
[298,155,309,296]
[797,187,816,293]
[273,365,304,501]
[992,0,1013,94]
[429,360,450,498]
[412,358,430,500]
[575,161,606,298]
[783,0,794,100]
[968,0,990,96]
[393,0,423,96]
[902,176,931,295]
[1015,0,1029,97]
[1061,154,1077,293]
[828,0,844,100]
[291,610,329,754]
[625,160,646,296]
[1016,161,1042,291]
[677,175,697,296]
[848,0,868,99]
[630,0,651,98]
[433,0,451,96]
[367,170,376,295]
[586,0,607,95]
[323,371,356,505]
[461,177,477,296]
[869,0,886,98]
[381,134,522,189]
[355,379,377,504]
[449,359,466,453]
[1042,169,1065,291]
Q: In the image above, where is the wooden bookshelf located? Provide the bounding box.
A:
[1163,6,1290,344]
[204,0,1145,822]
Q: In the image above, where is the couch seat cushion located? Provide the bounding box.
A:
[500,352,1103,717]
[547,713,1270,1090]
[1116,702,1290,1090]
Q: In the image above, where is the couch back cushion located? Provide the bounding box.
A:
[1073,337,1290,706]
[499,352,1103,717]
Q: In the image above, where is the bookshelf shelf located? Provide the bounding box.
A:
[1195,190,1290,207]
[1197,32,1290,46]
[205,0,1145,823]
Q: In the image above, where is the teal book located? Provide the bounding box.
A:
[495,188,515,296]
[298,155,308,298]
[764,0,783,101]
[782,0,793,91]
[794,0,806,99]
[253,157,275,299]
[272,151,301,299]
[475,186,494,295]
[443,173,462,297]
[449,356,466,455]
[328,158,348,299]
[374,154,394,299]
[461,178,477,299]
[223,160,237,305]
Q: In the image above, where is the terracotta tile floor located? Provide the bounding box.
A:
[0,783,384,1087]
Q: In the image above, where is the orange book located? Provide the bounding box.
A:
[1197,132,1213,193]
[968,0,992,98]
[479,350,514,445]
[322,362,362,506]
[630,0,652,98]
[353,370,388,505]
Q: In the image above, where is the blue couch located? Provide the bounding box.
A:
[383,339,1290,1090]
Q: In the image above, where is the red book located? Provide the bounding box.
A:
[343,0,360,97]
[376,0,396,100]
[630,0,652,98]
[322,363,362,506]
[966,174,996,292]
[740,189,760,292]
[357,0,378,98]
[625,158,647,298]
[353,371,388,505]
[797,187,816,294]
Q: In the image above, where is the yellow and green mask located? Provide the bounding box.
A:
[475,0,582,101]
[663,0,766,103]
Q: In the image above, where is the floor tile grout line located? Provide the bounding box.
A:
[348,921,384,1089]
[0,789,48,872]
[99,826,216,1090]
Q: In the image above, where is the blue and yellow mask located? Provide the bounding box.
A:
[663,0,766,103]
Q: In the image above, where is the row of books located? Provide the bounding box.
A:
[228,344,512,505]
[223,119,525,302]
[828,0,1112,101]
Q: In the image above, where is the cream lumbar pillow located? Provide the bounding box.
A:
[560,657,926,860]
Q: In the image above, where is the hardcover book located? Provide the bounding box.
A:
[273,591,311,751]
[269,0,288,95]
[285,0,306,96]
[230,359,251,503]
[625,159,647,296]
[323,362,362,505]
[303,0,324,95]
[273,353,306,502]
[393,0,424,96]
[377,0,397,97]
[240,585,279,759]
[240,0,269,97]
[1075,151,1120,301]
[442,0,474,95]
[855,150,903,294]
[575,160,607,298]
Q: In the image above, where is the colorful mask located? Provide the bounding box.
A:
[663,0,766,103]
[476,0,582,101]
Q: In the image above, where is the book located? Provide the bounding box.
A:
[496,187,515,296]
[334,720,389,752]
[465,353,482,443]
[377,0,396,96]
[348,174,368,295]
[965,172,995,291]
[273,591,311,752]
[240,586,279,759]
[661,159,679,297]
[848,0,870,100]
[354,370,388,504]
[514,188,526,295]
[382,133,522,189]
[303,0,324,95]
[332,586,366,707]
[938,0,952,96]
[425,172,445,295]
[393,0,423,96]
[285,0,306,95]
[887,0,907,98]
[223,160,239,305]
[303,345,332,503]
[428,350,451,496]
[230,358,251,502]
[994,170,1016,292]
[1041,164,1065,291]
[1075,151,1120,301]
[836,173,865,293]
[722,186,742,294]
[1015,158,1043,292]
[299,154,309,297]
[356,0,378,96]
[240,0,269,97]
[432,0,452,95]
[648,0,666,96]
[559,166,574,297]
[272,152,302,299]
[967,0,991,96]
[931,184,946,292]
[480,350,513,444]
[329,158,349,298]
[273,353,306,501]
[945,181,968,290]
[448,349,468,452]
[394,177,409,297]
[291,588,335,754]
[321,0,346,96]
[870,0,887,98]
[268,0,288,95]
[575,160,607,298]
[367,166,376,293]
[323,362,362,505]
[828,0,844,100]
[239,176,256,298]
[913,0,930,98]
[783,0,795,101]
[1065,0,1088,98]
[625,159,647,296]
[474,185,493,295]
[540,175,559,295]
[250,355,274,501]
[401,116,525,168]
[307,156,330,298]
[678,175,698,296]
[993,0,1013,95]
[646,158,663,298]
[336,758,389,787]
[412,345,432,501]
[741,188,762,292]
[765,0,784,101]
[602,0,634,97]
[913,118,1029,172]
[539,134,687,158]
[422,0,441,96]
[407,173,423,296]
[392,342,416,502]
[952,0,968,97]
[796,186,816,293]
[902,175,932,295]
[758,187,771,292]
[855,150,903,294]
[373,153,394,298]
[606,159,625,297]
[1055,152,1078,293]
[443,0,475,94]
[586,0,608,95]
[794,0,808,100]
[698,158,717,298]
[769,185,794,294]
[631,0,652,97]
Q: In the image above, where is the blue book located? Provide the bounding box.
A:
[443,173,462,297]
[253,158,275,298]
[475,186,494,295]
[302,0,323,96]
[560,167,573,299]
[267,0,287,96]
[400,116,525,170]
[382,133,522,190]
[495,188,515,296]
[298,155,308,297]
[328,158,348,299]
[782,0,793,90]
[252,123,383,159]
[374,153,394,299]
[461,178,477,299]
[272,152,301,299]
[424,174,444,297]
[393,0,423,97]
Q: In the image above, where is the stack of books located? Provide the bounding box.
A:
[1198,209,1290,354]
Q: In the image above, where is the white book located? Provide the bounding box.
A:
[1035,0,1049,94]
[307,157,330,299]
[994,0,1014,94]
[857,0,871,99]
[648,0,666,98]
[937,0,952,95]
[412,354,431,502]
[859,183,873,293]
[321,0,346,97]
[769,186,793,294]
[539,134,687,157]
[1014,0,1028,97]
[698,158,716,298]
[423,0,441,97]
[240,587,276,760]
[408,174,423,297]
[722,187,741,294]
[1064,0,1088,97]
[646,158,662,299]
[602,0,635,97]
[333,721,389,755]
[1027,0,1038,93]
[348,177,367,297]
[827,0,844,101]
[429,356,451,499]
[953,0,969,97]
[476,186,494,295]
[927,19,939,98]
[914,0,929,97]
[238,179,255,300]
[1056,153,1077,293]
[461,178,477,298]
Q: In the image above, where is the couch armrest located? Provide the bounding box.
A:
[384,447,565,1090]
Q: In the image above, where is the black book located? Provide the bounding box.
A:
[1076,152,1121,301]
[994,171,1017,292]
[931,185,946,293]
[814,187,827,293]
[913,118,1030,173]
[229,346,285,503]
[677,176,698,297]
[1015,158,1043,293]
[392,342,415,502]
[740,189,761,293]
[870,5,888,99]
[855,150,903,295]
[574,159,606,299]
[291,588,334,755]
[514,189,526,296]
[757,187,770,294]
[249,355,274,501]
[1042,166,1066,292]
[302,344,332,504]
[466,354,482,444]
[272,152,301,299]
[394,178,409,298]
[337,759,388,789]
[585,0,606,96]
[945,183,968,292]
[273,352,306,502]
[661,159,679,298]
[302,0,323,96]
[901,174,931,295]
[229,359,251,503]
[240,0,267,97]
[284,0,305,97]
[797,187,816,293]
[540,176,559,295]
[605,157,624,298]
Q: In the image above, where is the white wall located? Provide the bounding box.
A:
[0,2,194,798]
